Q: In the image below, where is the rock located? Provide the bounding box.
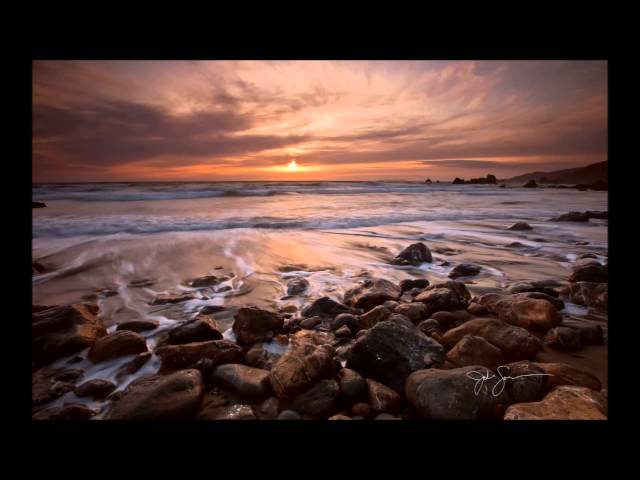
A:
[393,303,428,323]
[446,335,506,370]
[420,280,471,302]
[328,414,352,420]
[399,278,430,292]
[32,201,47,208]
[449,263,481,279]
[269,343,338,398]
[32,367,83,407]
[504,385,607,420]
[358,305,392,329]
[337,368,367,400]
[417,318,441,337]
[512,292,564,310]
[405,366,509,420]
[74,379,117,399]
[565,282,607,311]
[522,180,538,188]
[467,302,488,316]
[107,369,204,420]
[198,404,256,420]
[551,211,608,222]
[431,310,468,330]
[441,318,540,361]
[200,305,226,314]
[186,275,223,288]
[151,293,195,305]
[496,361,548,403]
[544,326,583,352]
[88,331,148,363]
[383,300,400,310]
[506,281,559,297]
[367,378,401,413]
[244,342,282,370]
[414,288,466,317]
[351,402,372,418]
[387,313,414,329]
[280,303,298,313]
[33,404,95,420]
[116,320,159,333]
[115,352,152,381]
[32,303,106,365]
[292,379,340,418]
[343,278,401,311]
[532,362,602,392]
[287,277,310,296]
[390,242,432,266]
[299,316,322,330]
[332,313,360,332]
[302,297,352,318]
[167,315,222,344]
[156,339,244,371]
[452,177,465,184]
[255,397,280,420]
[560,318,604,345]
[508,222,532,231]
[346,320,445,392]
[335,326,351,338]
[211,364,272,399]
[477,293,561,331]
[232,307,283,345]
[569,263,607,283]
[375,413,401,420]
[277,410,301,420]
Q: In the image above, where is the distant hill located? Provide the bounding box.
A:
[503,161,608,185]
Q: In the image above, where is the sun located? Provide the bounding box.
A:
[287,160,299,172]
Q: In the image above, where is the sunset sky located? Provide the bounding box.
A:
[32,60,607,182]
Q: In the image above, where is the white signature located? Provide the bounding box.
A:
[466,366,553,397]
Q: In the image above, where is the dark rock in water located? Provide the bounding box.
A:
[107,369,204,420]
[347,320,445,392]
[32,367,84,408]
[441,318,540,361]
[286,277,310,296]
[128,278,155,288]
[506,281,559,297]
[507,222,533,231]
[255,397,280,420]
[477,293,561,331]
[569,262,607,283]
[504,385,607,420]
[211,364,272,399]
[338,368,367,400]
[115,352,152,381]
[522,180,538,188]
[200,305,226,314]
[232,307,283,345]
[88,330,148,363]
[151,293,195,305]
[156,339,243,371]
[186,275,223,288]
[452,177,466,184]
[358,305,392,329]
[198,403,256,420]
[399,278,429,292]
[32,261,48,275]
[544,326,583,352]
[512,292,564,310]
[425,178,432,184]
[551,210,607,222]
[449,263,481,279]
[446,335,506,370]
[33,403,95,420]
[367,378,401,413]
[74,379,117,399]
[302,297,351,318]
[414,288,466,317]
[332,313,360,331]
[499,184,506,188]
[269,343,338,399]
[506,242,526,248]
[32,303,106,365]
[244,342,282,371]
[579,253,599,259]
[390,242,432,266]
[292,379,340,418]
[574,180,608,191]
[277,409,301,420]
[393,303,428,323]
[406,366,509,420]
[532,362,602,392]
[423,280,472,303]
[560,318,604,345]
[168,315,222,344]
[299,316,322,330]
[344,278,401,311]
[564,282,607,311]
[32,201,47,208]
[116,319,159,333]
[278,264,309,272]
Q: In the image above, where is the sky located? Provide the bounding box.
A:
[32,60,607,182]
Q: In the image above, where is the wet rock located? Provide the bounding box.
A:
[32,303,106,365]
[431,310,470,330]
[388,313,414,328]
[116,319,159,333]
[232,307,283,346]
[200,305,226,314]
[74,379,117,399]
[186,275,223,288]
[346,320,445,392]
[292,379,340,418]
[560,318,604,345]
[328,414,352,420]
[278,410,301,420]
[504,385,607,420]
[367,378,401,413]
[399,278,430,292]
[198,404,256,420]
[115,352,152,381]
[415,288,466,317]
[332,313,360,332]
[156,339,243,371]
[508,222,532,231]
[33,404,95,420]
[441,318,540,361]
[544,326,583,352]
[383,300,400,310]
[280,303,298,314]
[32,201,47,208]
[335,325,352,338]
[269,343,338,398]
[406,366,509,420]
[107,369,204,420]
[343,278,401,311]
[390,242,432,266]
[477,293,561,331]
[565,282,607,311]
[88,330,148,364]
[32,367,84,407]
[211,364,272,399]
[337,368,367,400]
[512,292,564,310]
[446,335,506,370]
[302,297,352,318]
[351,402,372,419]
[299,316,323,330]
[467,302,489,316]
[532,362,602,392]
[168,315,222,344]
[551,211,607,222]
[497,361,548,403]
[358,305,392,329]
[506,281,559,297]
[417,318,441,337]
[569,262,607,283]
[375,413,401,420]
[287,277,310,296]
[393,303,428,323]
[244,342,282,370]
[522,180,538,188]
[128,278,155,288]
[151,293,195,305]
[255,397,280,419]
[449,263,481,279]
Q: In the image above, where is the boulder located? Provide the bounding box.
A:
[232,307,283,345]
[431,310,469,330]
[343,278,401,311]
[115,352,152,382]
[512,292,564,311]
[507,222,532,231]
[441,318,540,361]
[414,288,466,317]
[107,369,204,420]
[116,320,159,333]
[560,318,604,345]
[211,364,272,399]
[292,379,340,418]
[531,362,602,392]
[277,410,301,420]
[151,293,195,305]
[255,397,280,420]
[504,385,607,420]
[569,263,607,283]
[565,282,607,311]
[32,367,84,408]
[332,313,360,332]
[156,339,243,371]
[417,318,441,337]
[302,297,352,318]
[88,330,148,363]
[335,325,352,337]
[390,242,432,266]
[337,368,367,400]
[421,280,471,302]
[299,316,323,330]
[495,361,548,403]
[351,402,372,419]
[286,277,310,296]
[399,278,429,292]
[467,302,489,316]
[244,342,282,371]
[358,305,392,329]
[74,379,117,399]
[367,378,401,413]
[449,263,481,279]
[186,275,223,288]
[506,281,559,297]
[477,293,561,331]
[168,315,222,344]
[346,320,445,392]
[33,404,95,420]
[393,303,428,323]
[544,326,583,352]
[446,335,506,370]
